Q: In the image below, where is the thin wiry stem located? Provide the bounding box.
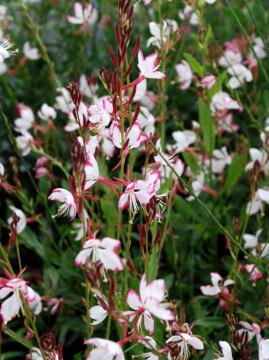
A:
[149,140,267,275]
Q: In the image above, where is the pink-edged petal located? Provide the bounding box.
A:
[74,2,83,18]
[118,193,129,210]
[98,249,123,271]
[144,311,154,334]
[101,237,121,250]
[67,15,84,24]
[126,290,142,310]
[0,287,12,299]
[1,293,22,323]
[75,248,92,266]
[146,297,174,321]
[109,122,122,148]
[139,274,148,303]
[146,279,166,302]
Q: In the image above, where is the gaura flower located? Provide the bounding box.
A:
[200,272,234,296]
[175,61,193,90]
[75,237,124,271]
[23,42,40,60]
[201,75,216,89]
[219,50,242,68]
[67,2,98,27]
[8,206,27,234]
[227,64,253,89]
[238,321,262,344]
[15,130,33,156]
[124,50,165,89]
[48,188,77,221]
[259,338,269,360]
[109,121,148,150]
[167,332,204,360]
[0,39,16,63]
[0,269,42,324]
[125,274,174,334]
[118,171,160,221]
[37,103,57,121]
[138,49,166,80]
[210,91,242,117]
[84,338,124,360]
[14,103,35,132]
[215,341,233,360]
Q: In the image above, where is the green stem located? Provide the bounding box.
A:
[149,140,267,274]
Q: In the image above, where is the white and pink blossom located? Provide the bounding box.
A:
[175,60,193,90]
[48,188,77,221]
[125,274,174,334]
[85,338,124,360]
[75,237,123,271]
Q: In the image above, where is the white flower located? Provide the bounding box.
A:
[258,189,269,205]
[219,50,242,68]
[79,74,98,101]
[0,39,16,63]
[14,103,35,132]
[175,61,193,90]
[75,237,124,271]
[200,272,234,296]
[67,2,98,26]
[210,147,232,174]
[85,338,124,360]
[8,206,26,234]
[23,42,40,60]
[238,321,262,344]
[125,274,174,334]
[227,64,253,89]
[250,37,266,60]
[245,148,269,173]
[178,5,199,26]
[259,338,269,360]
[168,130,196,153]
[0,277,42,324]
[167,332,204,360]
[210,92,242,116]
[138,49,165,80]
[16,131,33,156]
[0,162,4,177]
[55,87,74,114]
[216,341,233,360]
[137,106,155,136]
[243,229,262,249]
[246,191,263,215]
[37,103,57,121]
[147,20,177,49]
[48,188,77,221]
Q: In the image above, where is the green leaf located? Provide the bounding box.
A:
[146,245,159,282]
[197,316,225,328]
[159,171,173,194]
[183,53,204,77]
[222,154,245,194]
[198,98,215,157]
[204,25,213,48]
[20,228,45,259]
[183,151,200,174]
